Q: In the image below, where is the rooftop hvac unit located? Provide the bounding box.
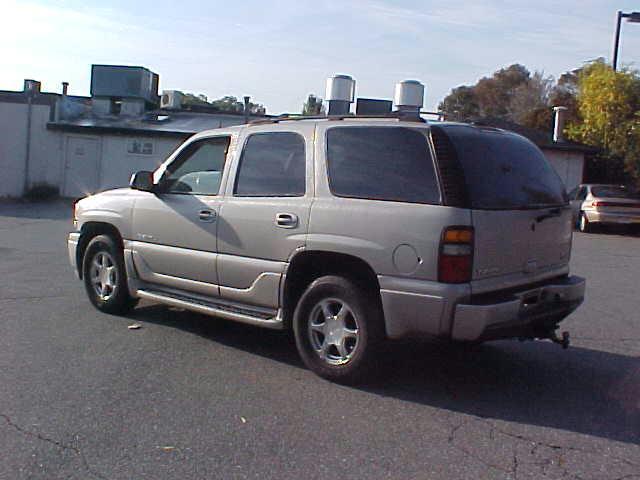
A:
[90,65,159,105]
[160,90,184,110]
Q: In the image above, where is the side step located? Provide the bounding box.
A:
[136,288,284,330]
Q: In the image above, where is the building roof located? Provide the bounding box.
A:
[47,109,268,138]
[471,117,597,153]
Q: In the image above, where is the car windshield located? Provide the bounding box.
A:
[442,126,568,210]
[591,186,639,199]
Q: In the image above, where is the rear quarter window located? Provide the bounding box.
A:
[326,126,440,204]
[439,126,567,210]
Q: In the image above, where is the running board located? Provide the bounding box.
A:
[136,289,284,330]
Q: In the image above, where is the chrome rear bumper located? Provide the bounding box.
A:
[451,275,585,342]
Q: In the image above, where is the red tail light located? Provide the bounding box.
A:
[438,226,474,283]
[592,201,640,208]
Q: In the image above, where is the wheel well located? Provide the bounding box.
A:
[76,222,123,278]
[282,251,382,329]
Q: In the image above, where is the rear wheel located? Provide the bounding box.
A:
[578,212,591,233]
[293,276,384,384]
[83,234,137,314]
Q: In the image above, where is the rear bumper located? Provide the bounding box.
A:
[68,232,80,278]
[451,275,585,342]
[586,210,640,225]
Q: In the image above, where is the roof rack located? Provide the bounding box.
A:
[249,111,437,126]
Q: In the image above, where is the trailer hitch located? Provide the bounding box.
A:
[548,330,570,349]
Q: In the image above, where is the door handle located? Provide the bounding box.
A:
[198,210,216,222]
[275,212,298,229]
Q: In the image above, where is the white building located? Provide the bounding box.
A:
[0,65,268,198]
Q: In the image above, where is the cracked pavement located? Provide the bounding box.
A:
[0,200,638,479]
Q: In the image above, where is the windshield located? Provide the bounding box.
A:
[442,126,568,210]
[591,186,639,199]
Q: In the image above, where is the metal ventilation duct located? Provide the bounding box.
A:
[325,74,355,115]
[394,80,424,113]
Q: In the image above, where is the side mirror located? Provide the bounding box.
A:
[129,171,155,192]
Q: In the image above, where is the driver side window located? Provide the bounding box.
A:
[159,137,230,195]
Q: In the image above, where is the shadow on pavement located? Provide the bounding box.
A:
[129,304,639,446]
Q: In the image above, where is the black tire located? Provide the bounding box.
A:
[82,234,137,314]
[293,275,385,384]
[578,212,591,233]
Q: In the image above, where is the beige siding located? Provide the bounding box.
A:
[97,135,183,190]
[542,149,584,192]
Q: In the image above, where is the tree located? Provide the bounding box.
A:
[509,71,553,125]
[566,61,640,186]
[182,93,266,114]
[475,64,531,118]
[439,64,531,121]
[302,94,325,115]
[438,86,478,121]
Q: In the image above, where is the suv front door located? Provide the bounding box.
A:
[130,135,231,296]
[217,126,314,309]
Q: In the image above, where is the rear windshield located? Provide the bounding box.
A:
[443,126,568,210]
[591,186,639,199]
[326,126,440,204]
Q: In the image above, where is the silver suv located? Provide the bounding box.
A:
[68,117,585,383]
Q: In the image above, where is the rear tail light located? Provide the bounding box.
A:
[592,201,640,208]
[439,226,474,283]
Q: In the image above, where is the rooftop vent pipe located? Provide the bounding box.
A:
[62,82,69,97]
[553,106,567,143]
[325,74,355,115]
[394,80,424,117]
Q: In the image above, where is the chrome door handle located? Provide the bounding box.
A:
[275,212,298,229]
[198,210,216,222]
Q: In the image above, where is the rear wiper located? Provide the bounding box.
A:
[535,207,566,223]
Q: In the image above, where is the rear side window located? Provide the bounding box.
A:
[441,126,567,209]
[235,132,305,197]
[326,127,440,204]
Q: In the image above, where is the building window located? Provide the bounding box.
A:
[127,139,153,155]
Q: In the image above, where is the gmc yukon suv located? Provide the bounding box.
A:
[68,117,585,383]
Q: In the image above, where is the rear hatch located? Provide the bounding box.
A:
[431,124,572,293]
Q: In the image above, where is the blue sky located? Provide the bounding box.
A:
[3,0,640,113]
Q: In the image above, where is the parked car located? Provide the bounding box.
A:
[568,184,640,233]
[68,118,585,383]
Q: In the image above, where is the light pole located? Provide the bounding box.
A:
[613,10,640,71]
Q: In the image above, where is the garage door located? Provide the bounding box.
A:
[63,137,100,197]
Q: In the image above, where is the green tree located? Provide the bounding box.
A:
[302,94,325,115]
[566,61,640,185]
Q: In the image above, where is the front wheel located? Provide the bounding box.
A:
[83,234,137,314]
[293,275,384,384]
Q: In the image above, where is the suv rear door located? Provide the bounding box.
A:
[432,125,572,293]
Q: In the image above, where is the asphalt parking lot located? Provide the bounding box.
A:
[0,200,638,480]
